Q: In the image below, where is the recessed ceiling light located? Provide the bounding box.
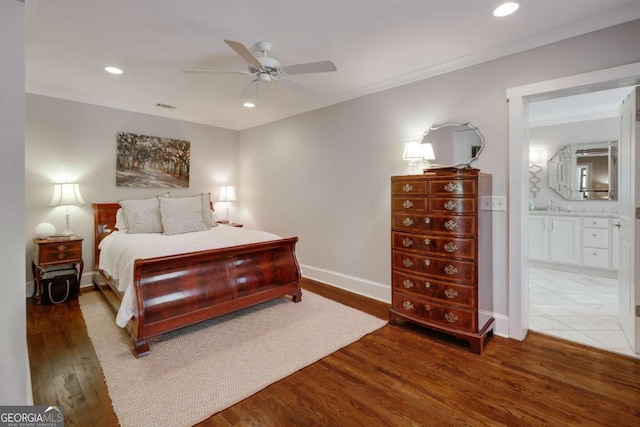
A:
[493,2,519,17]
[243,101,257,108]
[104,66,123,75]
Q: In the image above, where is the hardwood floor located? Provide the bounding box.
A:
[27,278,640,426]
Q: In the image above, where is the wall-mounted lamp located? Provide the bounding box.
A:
[218,185,237,221]
[49,182,85,235]
[528,148,546,199]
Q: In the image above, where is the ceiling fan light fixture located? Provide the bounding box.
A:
[493,2,519,17]
[104,66,123,75]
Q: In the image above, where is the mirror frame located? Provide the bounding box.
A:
[421,122,485,169]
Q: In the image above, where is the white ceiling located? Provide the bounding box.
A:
[25,0,640,131]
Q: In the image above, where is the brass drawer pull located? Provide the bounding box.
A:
[444,265,458,276]
[403,301,415,311]
[56,245,67,251]
[402,184,414,193]
[423,238,431,245]
[403,279,414,289]
[444,242,457,253]
[403,258,414,268]
[403,217,414,226]
[424,217,431,224]
[56,253,67,260]
[402,200,414,208]
[444,182,461,192]
[444,288,459,299]
[444,200,458,210]
[424,259,431,266]
[402,238,413,247]
[424,281,432,289]
[444,220,457,230]
[445,312,459,323]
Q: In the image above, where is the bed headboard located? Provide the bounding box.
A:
[92,203,120,268]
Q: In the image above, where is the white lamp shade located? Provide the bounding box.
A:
[49,183,85,206]
[218,185,237,202]
[402,141,424,161]
[422,143,436,161]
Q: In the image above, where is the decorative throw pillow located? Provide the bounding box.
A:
[158,195,209,235]
[118,198,164,233]
[201,193,217,227]
[115,208,128,233]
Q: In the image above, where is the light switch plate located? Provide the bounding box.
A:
[481,196,506,211]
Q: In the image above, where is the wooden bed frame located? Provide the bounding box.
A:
[92,203,302,357]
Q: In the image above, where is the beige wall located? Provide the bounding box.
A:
[25,95,239,284]
[238,20,640,336]
[0,0,29,404]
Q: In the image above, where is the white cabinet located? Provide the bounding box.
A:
[549,216,580,265]
[528,214,617,272]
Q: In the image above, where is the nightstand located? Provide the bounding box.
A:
[33,235,84,304]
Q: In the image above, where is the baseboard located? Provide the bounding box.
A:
[486,311,509,338]
[300,264,391,303]
[25,271,94,297]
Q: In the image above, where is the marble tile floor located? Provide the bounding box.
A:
[528,266,638,358]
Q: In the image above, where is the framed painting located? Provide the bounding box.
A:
[116,132,190,188]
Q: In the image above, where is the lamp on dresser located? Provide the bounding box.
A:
[218,185,237,222]
[49,182,85,236]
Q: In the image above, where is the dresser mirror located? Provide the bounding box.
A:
[421,122,485,169]
[547,140,617,200]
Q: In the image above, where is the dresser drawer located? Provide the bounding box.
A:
[392,291,476,332]
[391,179,427,195]
[392,232,476,259]
[392,213,476,236]
[428,197,476,214]
[582,248,609,269]
[582,228,608,249]
[392,271,476,307]
[36,241,82,264]
[392,251,475,283]
[582,217,608,229]
[427,179,477,196]
[391,196,427,211]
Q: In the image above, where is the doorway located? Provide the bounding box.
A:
[506,62,640,355]
[525,89,633,356]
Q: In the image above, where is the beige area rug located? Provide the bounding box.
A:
[80,290,386,427]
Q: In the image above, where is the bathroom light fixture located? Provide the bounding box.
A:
[493,2,519,17]
[104,66,123,75]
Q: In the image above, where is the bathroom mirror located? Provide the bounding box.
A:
[547,140,617,200]
[421,122,485,169]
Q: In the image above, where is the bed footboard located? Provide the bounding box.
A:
[130,237,302,357]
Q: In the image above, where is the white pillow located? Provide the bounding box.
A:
[201,193,217,228]
[119,198,163,234]
[158,195,209,235]
[115,208,128,233]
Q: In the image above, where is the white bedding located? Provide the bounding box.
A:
[98,226,283,327]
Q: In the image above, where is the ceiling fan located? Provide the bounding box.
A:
[184,39,337,107]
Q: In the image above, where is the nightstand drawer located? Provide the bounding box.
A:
[35,240,82,264]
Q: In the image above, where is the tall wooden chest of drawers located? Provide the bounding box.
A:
[389,168,494,354]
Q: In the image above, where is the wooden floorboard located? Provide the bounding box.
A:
[27,277,640,426]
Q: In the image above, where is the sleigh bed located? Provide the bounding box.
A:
[92,202,302,358]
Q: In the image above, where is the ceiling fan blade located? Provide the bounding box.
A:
[224,39,263,70]
[280,60,337,75]
[278,78,318,97]
[183,69,250,75]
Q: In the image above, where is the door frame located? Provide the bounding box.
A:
[506,62,640,340]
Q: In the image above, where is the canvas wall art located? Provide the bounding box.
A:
[116,132,190,188]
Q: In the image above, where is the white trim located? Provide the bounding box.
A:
[507,62,640,341]
[300,264,391,303]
